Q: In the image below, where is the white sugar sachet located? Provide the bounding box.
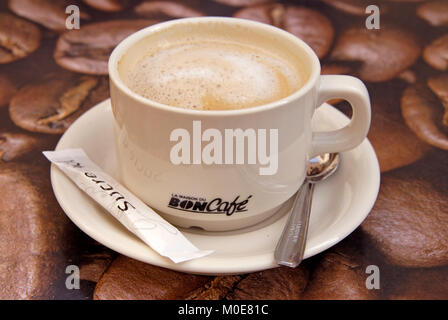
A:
[43,148,213,263]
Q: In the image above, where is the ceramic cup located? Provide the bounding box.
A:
[108,17,371,231]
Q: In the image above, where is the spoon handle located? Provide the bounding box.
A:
[274,181,315,268]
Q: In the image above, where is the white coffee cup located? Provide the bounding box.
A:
[109,17,371,231]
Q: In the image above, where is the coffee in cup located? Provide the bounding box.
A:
[124,38,307,110]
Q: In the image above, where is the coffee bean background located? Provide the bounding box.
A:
[0,0,447,300]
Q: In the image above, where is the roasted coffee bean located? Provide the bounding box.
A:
[212,0,273,7]
[0,13,41,64]
[9,0,90,32]
[362,150,448,268]
[368,83,430,172]
[54,20,159,75]
[93,254,309,300]
[0,29,63,87]
[387,267,448,300]
[401,83,448,150]
[0,103,59,161]
[226,266,309,300]
[0,131,44,162]
[0,163,74,299]
[302,231,384,300]
[186,276,243,300]
[9,73,109,134]
[82,0,130,12]
[417,1,448,27]
[234,4,334,59]
[302,252,377,299]
[330,27,421,82]
[423,34,448,71]
[321,0,388,16]
[94,255,212,299]
[134,0,205,19]
[79,251,116,283]
[427,74,448,126]
[0,74,17,107]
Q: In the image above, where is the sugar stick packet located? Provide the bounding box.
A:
[43,148,213,263]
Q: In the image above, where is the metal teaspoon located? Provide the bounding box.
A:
[274,153,340,268]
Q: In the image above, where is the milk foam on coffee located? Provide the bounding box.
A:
[126,39,305,110]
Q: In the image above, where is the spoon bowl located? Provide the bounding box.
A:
[307,153,340,182]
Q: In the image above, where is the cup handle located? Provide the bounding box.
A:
[311,75,371,157]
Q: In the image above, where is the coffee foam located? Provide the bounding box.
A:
[126,39,305,110]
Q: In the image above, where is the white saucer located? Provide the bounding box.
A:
[50,100,380,275]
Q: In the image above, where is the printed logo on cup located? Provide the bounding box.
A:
[168,193,252,216]
[169,120,278,176]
